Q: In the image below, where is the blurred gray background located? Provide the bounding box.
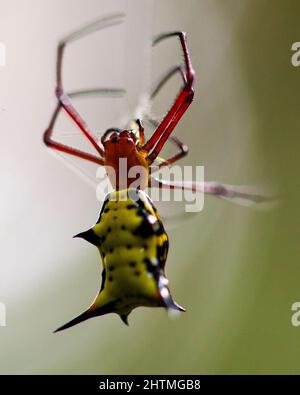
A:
[0,0,300,374]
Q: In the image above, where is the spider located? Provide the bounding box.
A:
[43,13,270,206]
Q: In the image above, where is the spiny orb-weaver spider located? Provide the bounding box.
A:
[44,14,273,332]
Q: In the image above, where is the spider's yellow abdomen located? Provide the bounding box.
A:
[55,189,184,332]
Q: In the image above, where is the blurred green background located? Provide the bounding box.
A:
[0,0,300,374]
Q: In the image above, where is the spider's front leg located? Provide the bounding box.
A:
[44,102,104,165]
[44,13,125,164]
[145,64,189,172]
[143,31,195,164]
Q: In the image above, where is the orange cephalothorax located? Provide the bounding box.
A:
[101,125,149,190]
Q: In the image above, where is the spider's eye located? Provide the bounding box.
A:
[101,128,121,145]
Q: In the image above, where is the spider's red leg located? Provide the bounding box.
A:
[148,136,188,188]
[146,87,193,163]
[144,121,189,170]
[43,103,104,165]
[144,65,186,130]
[143,32,195,163]
[146,130,189,169]
[44,87,124,164]
[144,65,189,171]
[58,94,104,156]
[157,136,188,169]
[52,13,126,157]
